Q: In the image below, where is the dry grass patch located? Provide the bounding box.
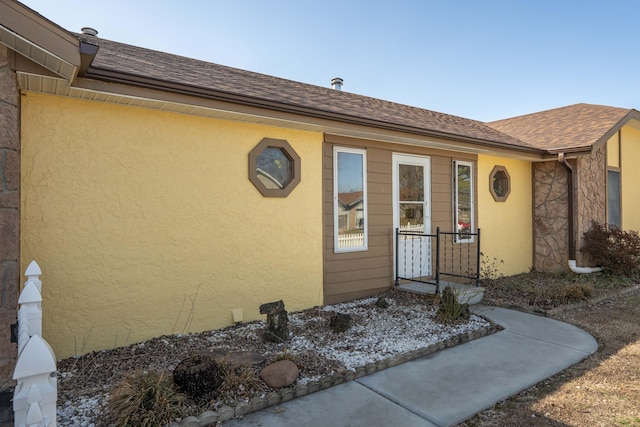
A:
[462,287,640,427]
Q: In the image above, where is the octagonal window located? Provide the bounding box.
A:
[249,138,301,197]
[490,165,511,202]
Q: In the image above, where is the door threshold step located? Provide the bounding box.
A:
[397,281,485,305]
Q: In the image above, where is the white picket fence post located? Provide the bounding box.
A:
[13,261,57,427]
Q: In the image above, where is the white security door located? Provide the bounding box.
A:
[392,154,431,279]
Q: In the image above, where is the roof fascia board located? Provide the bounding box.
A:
[0,0,79,79]
[83,67,545,158]
[591,109,640,152]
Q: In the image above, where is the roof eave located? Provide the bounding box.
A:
[0,0,80,81]
[82,66,546,158]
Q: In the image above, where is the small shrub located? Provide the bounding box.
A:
[106,371,185,427]
[566,283,593,301]
[275,347,295,362]
[581,221,640,276]
[217,360,266,405]
[480,253,505,286]
[437,287,470,322]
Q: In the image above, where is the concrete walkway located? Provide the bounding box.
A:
[223,306,598,427]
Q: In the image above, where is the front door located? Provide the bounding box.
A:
[393,154,431,279]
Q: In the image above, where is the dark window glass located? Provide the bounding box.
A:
[256,147,293,189]
[608,170,621,227]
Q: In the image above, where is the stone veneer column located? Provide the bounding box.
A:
[0,45,19,389]
[575,145,606,265]
[533,161,569,272]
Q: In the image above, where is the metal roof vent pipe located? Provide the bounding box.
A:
[331,77,343,90]
[81,27,98,36]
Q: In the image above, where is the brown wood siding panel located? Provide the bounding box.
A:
[327,256,392,273]
[326,266,391,284]
[325,287,391,305]
[323,137,477,304]
[324,277,392,297]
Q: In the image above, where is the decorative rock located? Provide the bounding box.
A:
[217,406,235,422]
[375,297,389,309]
[280,388,295,402]
[234,401,251,417]
[197,410,220,424]
[179,416,200,427]
[217,350,266,366]
[265,391,281,406]
[328,312,351,333]
[307,380,320,393]
[249,395,268,411]
[230,350,266,365]
[260,300,289,342]
[260,360,299,388]
[294,383,308,398]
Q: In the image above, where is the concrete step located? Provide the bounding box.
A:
[397,281,485,305]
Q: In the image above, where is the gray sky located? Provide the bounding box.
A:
[20,0,640,121]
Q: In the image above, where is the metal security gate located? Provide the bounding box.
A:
[395,227,481,293]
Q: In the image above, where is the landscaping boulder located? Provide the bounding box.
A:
[260,360,299,388]
[260,300,289,342]
[173,354,224,399]
[328,312,351,333]
[207,348,266,366]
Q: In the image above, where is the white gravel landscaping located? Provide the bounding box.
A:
[55,289,493,426]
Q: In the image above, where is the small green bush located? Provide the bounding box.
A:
[106,371,186,427]
[437,287,470,323]
[581,221,640,276]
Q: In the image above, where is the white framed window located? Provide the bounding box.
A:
[454,160,474,243]
[334,147,367,252]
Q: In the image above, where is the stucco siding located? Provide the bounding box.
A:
[478,155,533,275]
[21,93,324,358]
[621,126,640,231]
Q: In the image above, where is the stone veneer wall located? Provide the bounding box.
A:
[575,145,606,265]
[0,45,19,388]
[533,161,569,272]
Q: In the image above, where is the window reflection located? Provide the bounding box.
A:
[335,149,366,250]
[456,163,473,241]
[399,164,425,232]
[256,147,293,189]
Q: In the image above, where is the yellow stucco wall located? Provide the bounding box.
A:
[21,93,324,358]
[477,155,533,276]
[607,133,620,168]
[621,126,640,231]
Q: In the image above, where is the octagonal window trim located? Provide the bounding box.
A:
[489,165,511,202]
[249,138,301,197]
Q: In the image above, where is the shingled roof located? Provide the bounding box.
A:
[76,34,538,152]
[489,103,638,153]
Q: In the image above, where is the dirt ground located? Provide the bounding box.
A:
[460,286,640,427]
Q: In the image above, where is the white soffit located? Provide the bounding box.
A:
[0,24,76,81]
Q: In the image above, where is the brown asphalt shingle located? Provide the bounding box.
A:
[78,34,535,150]
[488,103,632,152]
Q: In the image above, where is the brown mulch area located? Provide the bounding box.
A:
[459,272,640,427]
